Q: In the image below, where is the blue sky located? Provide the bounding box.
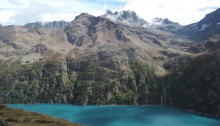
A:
[0,0,219,26]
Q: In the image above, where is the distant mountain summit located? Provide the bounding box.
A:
[25,20,69,28]
[0,24,2,27]
[102,10,149,27]
[184,8,220,41]
[151,17,178,26]
[197,8,220,30]
[102,10,181,32]
[150,17,182,33]
[65,12,131,46]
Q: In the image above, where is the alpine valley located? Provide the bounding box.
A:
[0,8,220,118]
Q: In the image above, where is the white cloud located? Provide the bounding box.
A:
[0,10,16,25]
[10,3,55,25]
[41,13,55,22]
[8,0,29,5]
[0,0,219,26]
[0,0,122,25]
[122,0,220,25]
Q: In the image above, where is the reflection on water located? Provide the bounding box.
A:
[8,104,220,126]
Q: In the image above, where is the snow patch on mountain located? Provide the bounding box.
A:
[150,17,179,27]
[199,23,211,31]
[102,10,149,27]
[150,18,164,26]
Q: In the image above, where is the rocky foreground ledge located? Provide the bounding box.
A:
[0,105,83,126]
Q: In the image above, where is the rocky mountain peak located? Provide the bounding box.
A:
[0,24,2,27]
[69,13,113,29]
[102,10,149,27]
[74,13,94,20]
[65,13,130,47]
[185,8,220,41]
[151,17,179,26]
[197,8,220,30]
[105,10,113,15]
[25,20,69,28]
[71,13,103,26]
[116,10,137,20]
[149,17,182,33]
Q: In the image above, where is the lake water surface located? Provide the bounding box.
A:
[8,104,220,126]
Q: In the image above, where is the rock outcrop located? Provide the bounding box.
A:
[150,17,183,33]
[0,118,10,126]
[102,10,149,27]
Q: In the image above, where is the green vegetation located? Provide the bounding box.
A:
[0,60,72,104]
[0,57,164,105]
[164,52,220,116]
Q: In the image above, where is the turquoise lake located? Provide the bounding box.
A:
[8,104,220,126]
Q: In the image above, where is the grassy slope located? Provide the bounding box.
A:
[0,104,83,126]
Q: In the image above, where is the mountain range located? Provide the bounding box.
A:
[0,9,220,117]
[25,20,69,28]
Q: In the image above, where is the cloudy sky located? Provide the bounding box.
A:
[0,0,219,26]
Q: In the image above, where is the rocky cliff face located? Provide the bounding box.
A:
[197,8,220,30]
[151,17,183,33]
[181,8,220,42]
[0,118,10,126]
[163,50,220,116]
[102,10,149,27]
[0,9,220,117]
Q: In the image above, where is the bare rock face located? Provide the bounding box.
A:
[150,17,182,33]
[181,8,220,42]
[26,44,48,54]
[64,13,100,46]
[102,10,149,27]
[0,118,10,126]
[197,8,220,30]
[64,13,131,47]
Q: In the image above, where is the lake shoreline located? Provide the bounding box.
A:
[7,103,220,121]
[7,104,220,126]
